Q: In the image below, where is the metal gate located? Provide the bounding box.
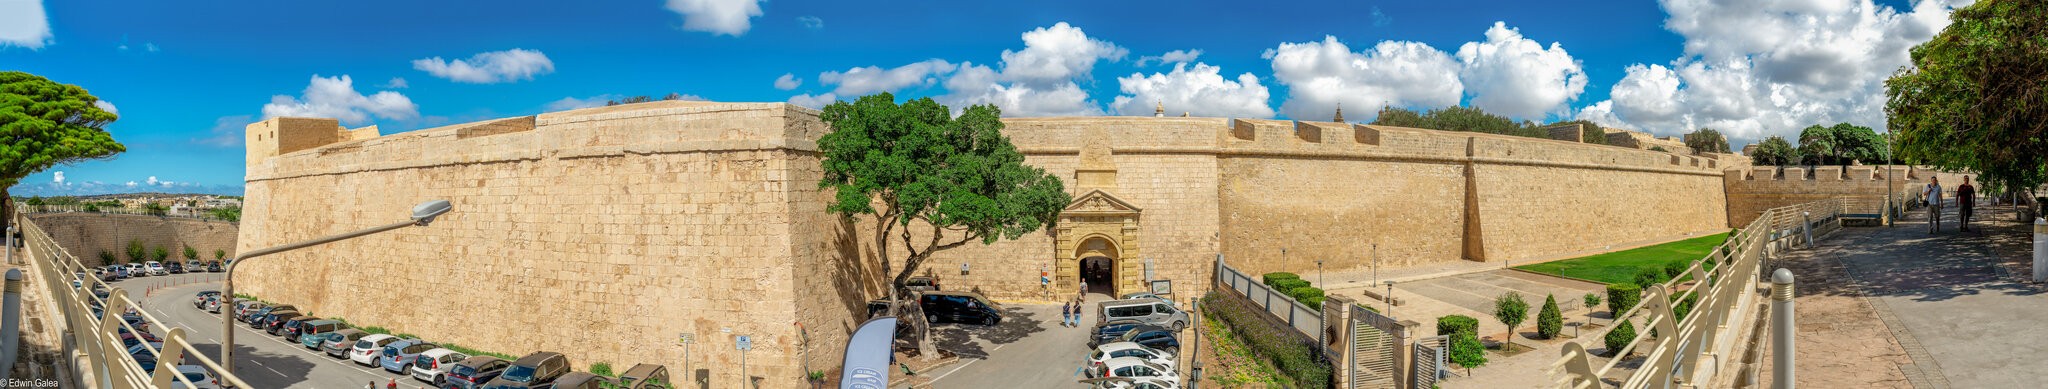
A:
[1350,304,1396,389]
[1412,335,1447,389]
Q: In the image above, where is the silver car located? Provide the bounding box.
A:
[1097,299,1190,331]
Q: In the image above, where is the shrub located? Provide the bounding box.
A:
[182,245,198,260]
[126,240,146,263]
[1663,260,1686,280]
[1604,321,1637,357]
[214,249,226,260]
[1448,331,1487,375]
[1271,279,1310,293]
[589,362,615,377]
[1606,283,1642,317]
[1493,293,1530,349]
[1261,272,1301,287]
[1537,294,1563,339]
[1673,292,1700,320]
[1436,315,1479,338]
[1632,268,1665,288]
[1287,286,1326,310]
[151,246,169,261]
[1201,292,1330,388]
[98,251,115,265]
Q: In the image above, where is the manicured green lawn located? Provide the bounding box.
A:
[1514,232,1731,284]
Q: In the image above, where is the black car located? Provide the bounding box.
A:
[445,356,511,389]
[1110,325,1180,354]
[165,262,185,274]
[1087,319,1149,348]
[206,262,223,272]
[918,292,1002,326]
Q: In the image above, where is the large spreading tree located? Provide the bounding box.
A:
[816,93,1071,295]
[1887,0,2048,193]
[1682,128,1730,154]
[0,71,127,230]
[1751,136,1800,166]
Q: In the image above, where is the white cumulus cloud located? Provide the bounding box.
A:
[1582,0,1972,144]
[1266,36,1463,122]
[542,95,621,112]
[820,59,957,96]
[1110,62,1274,118]
[261,75,419,124]
[412,48,555,84]
[0,0,52,49]
[773,73,801,90]
[665,0,764,36]
[51,171,62,183]
[381,77,408,89]
[93,100,117,115]
[787,93,837,109]
[1456,22,1588,120]
[996,22,1127,87]
[1135,49,1202,67]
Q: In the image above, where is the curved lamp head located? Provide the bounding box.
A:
[411,200,453,226]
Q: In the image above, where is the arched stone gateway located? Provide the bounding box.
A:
[1054,189,1143,299]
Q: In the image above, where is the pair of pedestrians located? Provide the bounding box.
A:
[1925,176,1979,233]
[1059,299,1087,327]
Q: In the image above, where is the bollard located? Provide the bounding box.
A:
[1771,268,1795,389]
[2033,218,2046,283]
[1800,211,1813,248]
[0,269,21,382]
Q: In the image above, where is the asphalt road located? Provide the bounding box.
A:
[114,272,421,389]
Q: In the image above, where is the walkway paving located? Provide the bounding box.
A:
[1764,203,2046,388]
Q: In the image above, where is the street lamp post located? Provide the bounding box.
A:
[220,200,452,374]
[1315,260,1324,288]
[1383,280,1396,316]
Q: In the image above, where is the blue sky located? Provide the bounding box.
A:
[0,0,1966,196]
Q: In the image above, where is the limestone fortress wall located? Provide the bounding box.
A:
[237,101,1732,387]
[1721,164,1964,226]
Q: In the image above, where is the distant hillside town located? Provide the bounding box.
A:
[13,193,244,221]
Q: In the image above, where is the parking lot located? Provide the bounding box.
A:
[922,292,1189,388]
[112,272,442,388]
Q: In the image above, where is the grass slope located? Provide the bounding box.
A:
[1513,232,1731,284]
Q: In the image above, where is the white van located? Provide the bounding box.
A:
[1097,299,1189,331]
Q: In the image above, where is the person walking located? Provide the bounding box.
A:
[1925,177,1944,233]
[1072,298,1086,327]
[1958,176,1977,232]
[1078,279,1089,302]
[1060,301,1073,327]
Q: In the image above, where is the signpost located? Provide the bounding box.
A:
[737,335,752,388]
[677,333,694,385]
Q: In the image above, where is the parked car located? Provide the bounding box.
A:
[185,260,203,272]
[272,315,315,337]
[617,363,672,389]
[127,341,166,372]
[1089,356,1180,382]
[192,291,221,309]
[1118,292,1175,306]
[1109,325,1180,354]
[253,310,299,331]
[1088,342,1177,372]
[145,261,167,276]
[1088,319,1149,348]
[124,263,144,276]
[443,356,511,389]
[1085,376,1181,389]
[480,351,569,389]
[379,339,440,373]
[1096,299,1189,331]
[118,330,162,349]
[170,365,225,389]
[203,299,223,314]
[206,261,223,272]
[321,329,370,357]
[349,334,402,366]
[409,348,472,386]
[117,264,135,278]
[548,372,615,389]
[290,319,346,343]
[918,291,1002,325]
[246,304,295,325]
[99,267,120,282]
[904,276,938,292]
[165,261,185,274]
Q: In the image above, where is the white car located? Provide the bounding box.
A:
[1119,292,1175,307]
[171,365,224,389]
[1087,376,1180,389]
[145,261,168,276]
[125,263,145,276]
[1090,357,1178,382]
[349,334,400,366]
[408,348,470,386]
[1088,342,1176,372]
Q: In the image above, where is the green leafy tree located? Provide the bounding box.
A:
[1583,293,1603,324]
[1751,136,1799,166]
[0,71,128,231]
[1797,124,1839,165]
[1683,128,1730,154]
[151,246,168,261]
[98,251,115,265]
[182,245,198,260]
[125,240,146,263]
[1493,292,1530,349]
[214,249,226,261]
[1887,0,2048,193]
[1448,332,1487,376]
[143,203,167,216]
[1830,123,1887,164]
[1604,321,1637,357]
[1537,294,1563,339]
[815,93,1071,293]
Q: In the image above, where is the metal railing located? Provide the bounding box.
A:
[1549,198,1841,388]
[19,215,251,389]
[1214,259,1323,339]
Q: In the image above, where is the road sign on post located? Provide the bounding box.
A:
[737,335,752,388]
[735,335,751,350]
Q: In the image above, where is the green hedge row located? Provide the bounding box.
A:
[1261,272,1301,287]
[1202,292,1331,388]
[1264,272,1326,311]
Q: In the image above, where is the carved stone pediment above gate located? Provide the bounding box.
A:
[1062,189,1141,216]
